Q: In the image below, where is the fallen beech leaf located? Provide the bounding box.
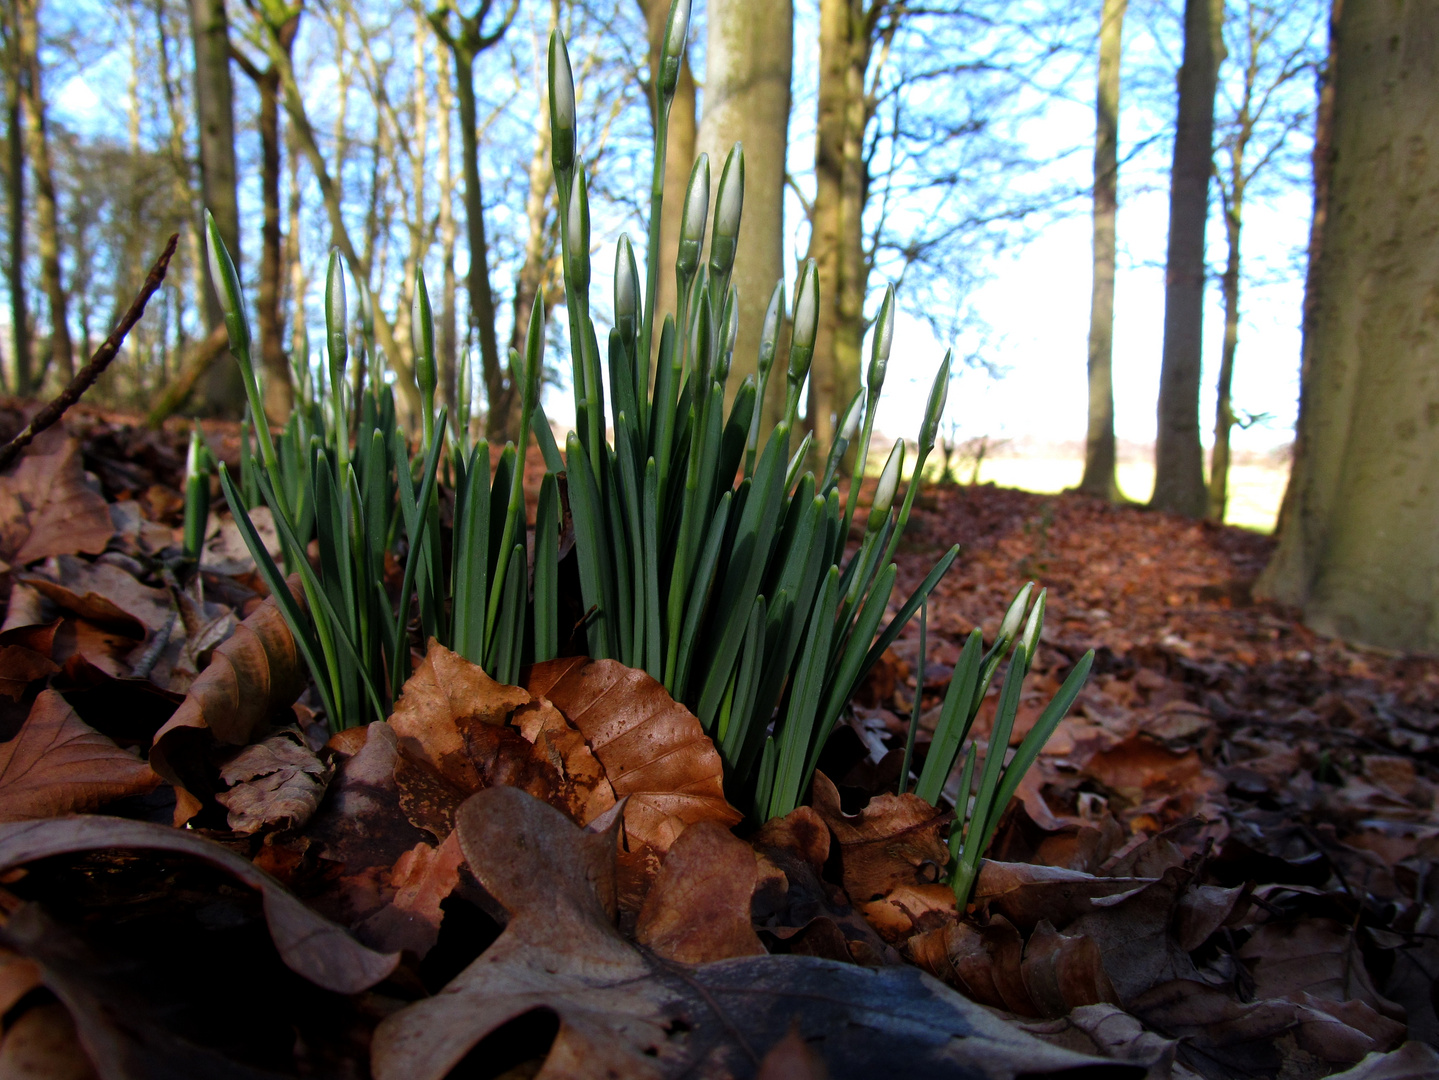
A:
[1080,735,1219,807]
[371,786,1131,1080]
[149,576,307,820]
[353,832,465,959]
[0,433,113,567]
[635,820,765,963]
[975,861,1153,931]
[811,771,951,905]
[1020,1003,1177,1075]
[389,640,530,790]
[0,946,42,1017]
[0,815,398,993]
[1017,920,1118,1017]
[216,732,331,834]
[21,553,172,636]
[0,690,159,821]
[526,656,741,852]
[0,620,60,700]
[1239,918,1404,1023]
[513,696,616,824]
[860,884,957,944]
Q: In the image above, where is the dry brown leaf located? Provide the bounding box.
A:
[216,732,331,834]
[1326,1043,1439,1080]
[811,770,951,905]
[149,575,307,821]
[634,819,765,964]
[1019,1003,1179,1077]
[370,785,1129,1080]
[512,695,615,824]
[1239,917,1405,1023]
[755,1026,829,1080]
[353,831,465,958]
[0,620,60,700]
[0,815,398,993]
[0,433,113,568]
[0,1000,97,1079]
[388,639,530,790]
[21,554,171,637]
[0,689,159,821]
[526,656,741,852]
[0,946,42,1019]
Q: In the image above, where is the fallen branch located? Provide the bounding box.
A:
[0,233,179,470]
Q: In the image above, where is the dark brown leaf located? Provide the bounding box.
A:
[215,732,331,834]
[635,819,766,963]
[0,689,159,821]
[0,433,113,568]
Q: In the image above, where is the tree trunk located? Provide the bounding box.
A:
[1266,0,1339,548]
[805,0,871,450]
[1151,0,1224,517]
[696,0,793,423]
[636,0,697,363]
[507,82,553,397]
[1207,194,1241,521]
[1256,0,1438,652]
[436,43,458,417]
[4,16,30,396]
[1078,0,1127,500]
[188,0,246,415]
[16,0,72,386]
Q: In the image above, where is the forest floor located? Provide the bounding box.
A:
[0,402,1435,1080]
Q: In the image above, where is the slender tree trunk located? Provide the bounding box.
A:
[507,78,553,389]
[636,0,697,365]
[1207,173,1243,521]
[1151,0,1225,517]
[16,0,72,385]
[4,18,30,396]
[806,0,872,449]
[436,43,458,416]
[285,120,306,379]
[1255,0,1439,651]
[696,0,793,422]
[188,0,246,414]
[1078,0,1127,500]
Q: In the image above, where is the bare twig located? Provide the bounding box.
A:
[0,233,179,470]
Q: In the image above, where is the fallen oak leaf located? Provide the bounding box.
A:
[0,815,398,993]
[371,786,1134,1080]
[0,690,159,821]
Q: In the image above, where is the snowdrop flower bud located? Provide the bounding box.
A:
[659,0,691,100]
[788,260,819,384]
[205,209,249,358]
[548,32,576,177]
[709,144,744,279]
[758,280,784,381]
[868,439,904,532]
[1020,588,1046,662]
[997,582,1034,644]
[869,284,895,394]
[841,388,863,441]
[412,267,436,403]
[919,351,952,453]
[676,153,709,281]
[567,163,591,292]
[325,248,347,388]
[615,235,639,342]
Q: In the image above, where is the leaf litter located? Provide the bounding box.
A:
[0,410,1432,1076]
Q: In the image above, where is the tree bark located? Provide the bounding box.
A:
[1078,0,1127,500]
[507,76,554,404]
[188,0,246,415]
[636,0,697,369]
[696,0,793,422]
[3,11,30,396]
[1151,0,1224,517]
[1207,190,1241,521]
[805,0,874,450]
[16,0,72,386]
[1256,0,1438,651]
[436,41,458,417]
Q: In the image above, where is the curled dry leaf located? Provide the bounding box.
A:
[0,815,398,993]
[0,996,97,1080]
[216,732,331,834]
[149,575,307,821]
[1020,1003,1179,1076]
[634,819,766,964]
[0,620,60,700]
[526,656,741,852]
[21,553,172,637]
[353,832,465,959]
[371,785,1131,1080]
[1325,1043,1439,1080]
[811,770,951,905]
[0,432,113,568]
[0,689,159,821]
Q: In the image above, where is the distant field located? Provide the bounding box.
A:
[963,456,1289,532]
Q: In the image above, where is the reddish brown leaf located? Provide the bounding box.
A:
[0,689,159,821]
[0,432,113,568]
[353,832,465,959]
[20,554,171,637]
[526,656,741,853]
[0,999,96,1079]
[215,732,331,834]
[635,819,766,964]
[811,771,951,907]
[0,620,60,701]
